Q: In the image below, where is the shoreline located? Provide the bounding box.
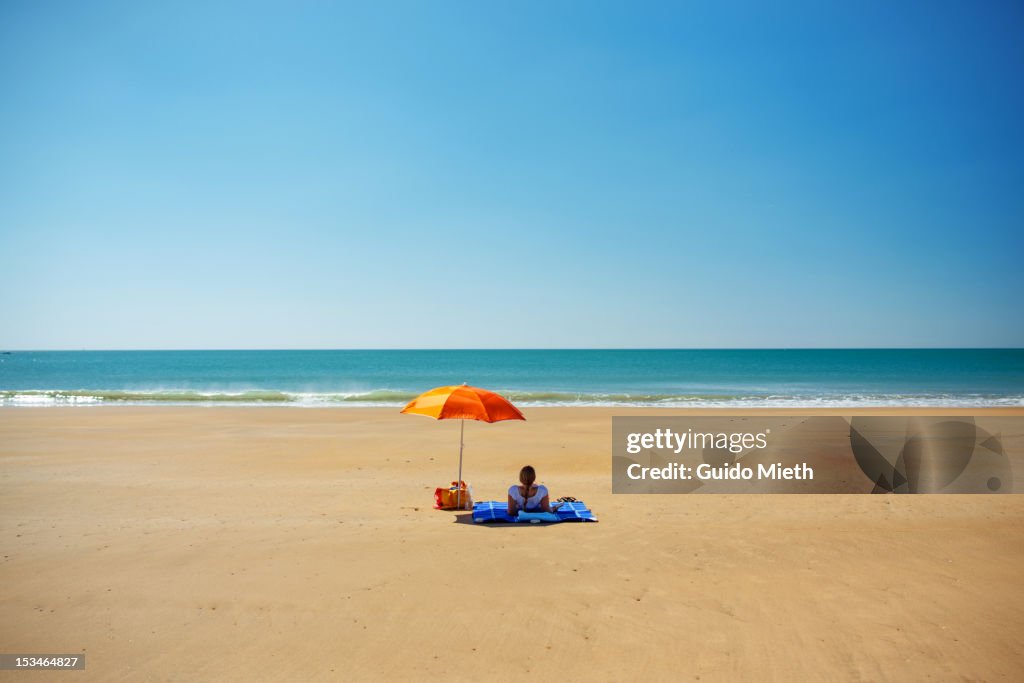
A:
[3,405,1024,415]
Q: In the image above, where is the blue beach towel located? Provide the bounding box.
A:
[472,500,598,523]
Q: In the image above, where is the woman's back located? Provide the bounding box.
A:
[508,483,548,510]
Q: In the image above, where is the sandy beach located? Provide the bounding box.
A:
[2,407,1023,682]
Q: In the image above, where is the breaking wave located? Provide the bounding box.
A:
[2,389,1022,408]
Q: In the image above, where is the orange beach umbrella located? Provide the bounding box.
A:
[401,384,525,507]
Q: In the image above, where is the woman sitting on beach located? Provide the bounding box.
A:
[508,465,562,515]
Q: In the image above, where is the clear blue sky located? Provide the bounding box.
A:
[2,1,1022,349]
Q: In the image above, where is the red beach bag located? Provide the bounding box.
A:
[433,481,473,510]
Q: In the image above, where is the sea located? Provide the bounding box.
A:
[1,349,1022,408]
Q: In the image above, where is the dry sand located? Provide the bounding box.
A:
[2,407,1023,682]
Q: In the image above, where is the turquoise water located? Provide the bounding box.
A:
[0,349,1022,407]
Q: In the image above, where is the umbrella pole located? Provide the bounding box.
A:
[456,419,465,509]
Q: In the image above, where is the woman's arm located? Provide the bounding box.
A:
[541,491,564,513]
[507,492,519,516]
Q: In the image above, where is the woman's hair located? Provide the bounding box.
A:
[519,465,536,490]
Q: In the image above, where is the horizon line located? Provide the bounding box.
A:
[3,347,1023,353]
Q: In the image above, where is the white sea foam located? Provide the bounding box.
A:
[1,389,1022,408]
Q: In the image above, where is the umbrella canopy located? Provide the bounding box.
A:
[401,384,525,423]
[401,384,525,508]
